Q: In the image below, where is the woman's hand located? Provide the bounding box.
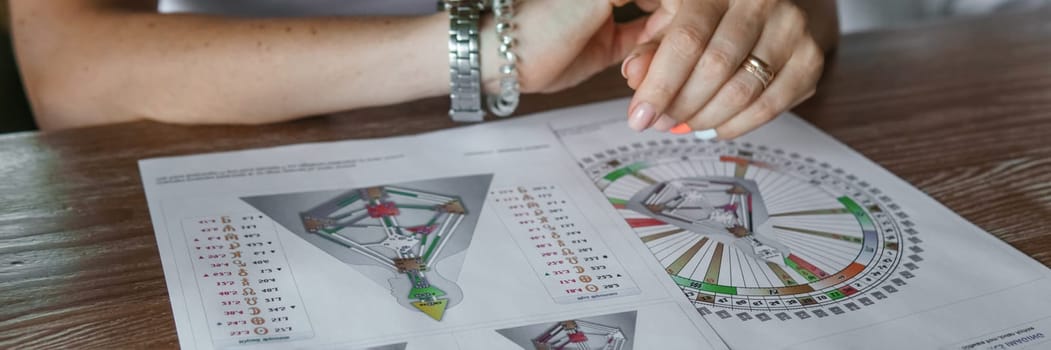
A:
[482,0,648,94]
[618,0,829,139]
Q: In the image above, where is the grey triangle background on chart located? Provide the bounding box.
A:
[240,174,493,310]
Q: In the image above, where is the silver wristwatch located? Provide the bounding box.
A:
[444,0,486,122]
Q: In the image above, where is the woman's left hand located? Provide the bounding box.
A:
[617,0,827,139]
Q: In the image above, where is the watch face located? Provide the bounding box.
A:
[582,138,919,320]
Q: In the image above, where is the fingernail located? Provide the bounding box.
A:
[628,102,656,131]
[621,54,639,79]
[652,114,677,132]
[670,123,692,135]
[694,128,719,140]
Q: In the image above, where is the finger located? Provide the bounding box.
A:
[637,0,661,12]
[622,41,658,89]
[662,1,771,123]
[714,39,824,139]
[670,123,693,134]
[685,2,808,131]
[628,1,724,131]
[651,114,678,132]
[683,69,765,130]
[639,7,675,43]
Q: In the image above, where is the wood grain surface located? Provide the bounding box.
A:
[2,7,1050,349]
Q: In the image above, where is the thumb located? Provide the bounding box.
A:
[622,40,658,90]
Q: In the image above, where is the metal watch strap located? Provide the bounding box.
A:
[446,0,486,122]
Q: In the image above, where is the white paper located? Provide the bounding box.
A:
[140,99,1051,350]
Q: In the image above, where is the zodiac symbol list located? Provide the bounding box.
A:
[183,214,314,347]
[490,185,641,304]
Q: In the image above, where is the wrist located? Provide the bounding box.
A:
[420,12,460,97]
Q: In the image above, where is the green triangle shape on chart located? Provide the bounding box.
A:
[412,299,448,321]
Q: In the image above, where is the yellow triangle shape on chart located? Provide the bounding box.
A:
[412,299,448,321]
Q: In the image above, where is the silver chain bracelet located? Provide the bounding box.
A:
[487,0,520,117]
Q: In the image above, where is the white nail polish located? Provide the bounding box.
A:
[694,129,718,140]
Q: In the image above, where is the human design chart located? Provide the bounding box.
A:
[577,139,917,321]
[242,175,492,322]
[488,185,641,304]
[298,185,469,321]
[550,101,1051,350]
[496,311,638,350]
[140,99,1051,350]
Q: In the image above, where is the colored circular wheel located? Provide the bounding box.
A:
[581,138,920,318]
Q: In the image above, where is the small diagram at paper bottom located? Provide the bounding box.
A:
[362,342,407,350]
[496,311,637,350]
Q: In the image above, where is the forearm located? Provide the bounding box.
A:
[12,2,451,129]
[793,0,839,53]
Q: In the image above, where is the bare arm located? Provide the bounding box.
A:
[11,1,454,129]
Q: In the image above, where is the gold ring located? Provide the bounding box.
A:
[742,55,775,89]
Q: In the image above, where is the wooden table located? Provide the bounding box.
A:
[2,8,1050,349]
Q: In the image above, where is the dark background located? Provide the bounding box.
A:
[1,2,36,133]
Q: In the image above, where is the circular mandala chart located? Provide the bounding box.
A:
[580,137,922,321]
